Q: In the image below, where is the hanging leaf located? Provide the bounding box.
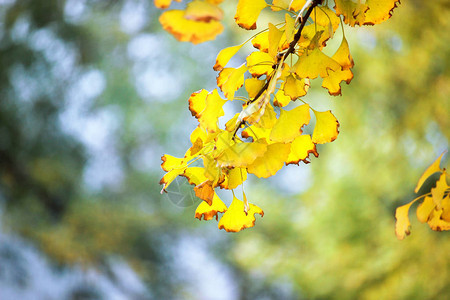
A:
[235,0,268,30]
[218,195,264,232]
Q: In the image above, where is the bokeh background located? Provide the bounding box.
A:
[0,0,449,299]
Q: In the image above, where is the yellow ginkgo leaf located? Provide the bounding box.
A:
[414,151,446,193]
[225,113,240,132]
[202,154,221,183]
[431,172,449,209]
[213,44,244,71]
[395,201,414,240]
[220,168,247,189]
[220,64,247,100]
[442,195,450,222]
[268,23,283,58]
[185,0,223,22]
[294,48,341,79]
[321,68,353,96]
[289,0,307,11]
[270,104,311,143]
[416,196,435,224]
[195,193,227,221]
[247,142,291,178]
[160,166,187,193]
[234,0,268,30]
[198,89,227,132]
[251,31,269,52]
[334,0,368,27]
[247,51,274,77]
[217,142,267,168]
[241,125,271,141]
[311,6,341,32]
[257,102,277,129]
[245,78,265,99]
[218,196,264,232]
[183,167,209,186]
[312,110,340,144]
[159,10,224,44]
[286,134,318,165]
[363,0,400,25]
[332,36,354,70]
[283,74,308,100]
[188,89,208,118]
[427,209,450,231]
[273,89,291,107]
[216,68,234,89]
[161,154,185,172]
[154,0,180,9]
[194,180,214,205]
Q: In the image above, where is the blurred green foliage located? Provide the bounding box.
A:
[0,0,449,299]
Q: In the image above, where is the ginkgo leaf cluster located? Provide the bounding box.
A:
[395,152,450,240]
[157,0,401,232]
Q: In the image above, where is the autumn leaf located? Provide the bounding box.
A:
[197,89,227,132]
[220,167,247,190]
[235,0,268,30]
[247,142,291,178]
[270,104,311,143]
[414,151,446,193]
[154,0,180,9]
[286,134,318,165]
[322,68,353,96]
[214,44,244,71]
[219,64,247,100]
[312,109,340,144]
[247,51,274,77]
[294,48,341,79]
[195,193,227,221]
[218,195,264,232]
[185,0,223,22]
[395,201,414,240]
[217,141,267,168]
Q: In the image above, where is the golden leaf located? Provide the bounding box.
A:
[268,23,283,58]
[332,36,354,70]
[273,89,291,107]
[183,167,209,186]
[214,44,244,71]
[188,89,208,118]
[218,195,264,232]
[294,48,341,79]
[321,68,353,96]
[220,168,247,190]
[234,0,268,30]
[270,104,311,143]
[431,172,449,209]
[312,110,340,144]
[283,74,308,100]
[286,134,318,165]
[247,142,291,178]
[245,78,265,99]
[395,201,414,240]
[311,6,340,32]
[198,89,227,133]
[217,142,268,168]
[416,196,434,224]
[159,10,223,44]
[247,51,274,77]
[414,151,446,193]
[195,193,227,221]
[185,0,223,22]
[194,180,214,205]
[220,64,247,100]
[251,31,270,52]
[154,0,180,9]
[427,209,450,231]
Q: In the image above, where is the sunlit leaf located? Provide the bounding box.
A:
[414,152,446,193]
[427,209,450,231]
[431,172,449,209]
[195,193,227,221]
[183,167,209,186]
[247,142,291,178]
[247,51,274,77]
[245,78,265,99]
[294,48,341,79]
[332,36,354,70]
[283,74,308,100]
[251,31,270,52]
[159,10,223,44]
[284,13,295,44]
[416,196,434,224]
[220,64,247,100]
[322,68,353,96]
[363,0,401,25]
[311,6,340,32]
[217,141,268,168]
[154,0,180,9]
[235,0,268,30]
[198,89,227,132]
[395,201,414,240]
[220,168,247,189]
[312,110,340,144]
[214,44,244,71]
[218,195,264,232]
[286,134,318,165]
[273,89,291,107]
[194,180,214,205]
[270,104,310,143]
[188,89,208,118]
[185,0,223,22]
[268,23,283,58]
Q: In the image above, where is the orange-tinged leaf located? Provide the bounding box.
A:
[321,68,353,96]
[161,154,185,172]
[332,36,354,70]
[251,31,269,52]
[414,152,446,193]
[195,193,227,221]
[185,0,223,22]
[159,10,223,44]
[234,0,268,30]
[416,196,435,224]
[283,74,308,100]
[221,64,247,100]
[427,209,450,231]
[294,48,341,79]
[312,110,340,144]
[241,125,271,141]
[268,23,283,58]
[214,44,244,71]
[160,167,187,193]
[270,104,310,143]
[247,51,274,77]
[194,180,214,205]
[431,172,449,209]
[220,168,247,189]
[245,78,265,99]
[273,89,291,107]
[217,142,267,168]
[154,0,179,9]
[395,201,414,240]
[218,196,263,232]
[188,89,208,118]
[216,68,234,89]
[286,134,318,165]
[442,195,450,222]
[247,142,291,178]
[198,89,227,132]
